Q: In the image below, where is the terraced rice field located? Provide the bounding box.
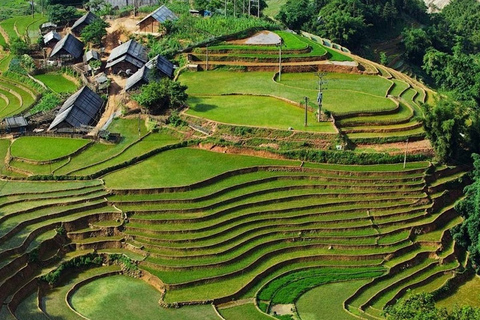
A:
[0,76,39,119]
[0,129,469,319]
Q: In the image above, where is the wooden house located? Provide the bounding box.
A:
[105,39,148,75]
[125,55,174,91]
[71,11,98,35]
[49,34,85,62]
[48,86,104,131]
[40,22,57,35]
[137,5,177,33]
[43,31,61,48]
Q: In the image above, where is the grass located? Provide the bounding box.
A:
[0,55,13,72]
[33,73,78,93]
[104,147,299,189]
[180,71,395,115]
[186,95,336,132]
[257,267,386,304]
[436,275,480,310]
[296,279,370,320]
[43,266,121,320]
[10,136,90,161]
[71,275,218,320]
[219,303,273,320]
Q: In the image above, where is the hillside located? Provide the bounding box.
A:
[0,1,477,319]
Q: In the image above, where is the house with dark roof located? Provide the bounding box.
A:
[43,31,61,47]
[48,86,104,131]
[3,116,28,133]
[137,5,178,33]
[49,34,85,62]
[105,39,148,74]
[40,22,57,35]
[125,55,174,91]
[71,11,98,35]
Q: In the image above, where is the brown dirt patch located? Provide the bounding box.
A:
[356,139,434,155]
[104,17,140,52]
[195,143,289,161]
[228,30,281,45]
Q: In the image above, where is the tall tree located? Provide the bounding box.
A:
[81,19,109,45]
[132,78,188,114]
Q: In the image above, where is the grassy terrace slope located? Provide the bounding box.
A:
[0,138,469,319]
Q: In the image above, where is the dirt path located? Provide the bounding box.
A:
[90,76,125,135]
[0,25,9,45]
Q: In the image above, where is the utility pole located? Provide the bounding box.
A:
[225,0,227,16]
[403,138,409,169]
[316,72,327,122]
[206,44,209,71]
[277,40,282,81]
[31,1,34,19]
[234,0,236,17]
[257,0,260,17]
[304,97,309,127]
[248,0,251,16]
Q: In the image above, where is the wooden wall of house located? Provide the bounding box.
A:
[139,17,160,33]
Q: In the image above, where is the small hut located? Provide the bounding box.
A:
[40,22,57,35]
[137,5,177,33]
[4,116,28,133]
[71,11,98,35]
[105,39,148,75]
[125,55,174,91]
[49,34,84,62]
[48,86,104,131]
[43,31,61,47]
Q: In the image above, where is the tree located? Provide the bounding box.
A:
[422,98,469,162]
[81,19,109,45]
[383,292,446,320]
[46,5,78,24]
[402,27,432,64]
[452,153,480,271]
[9,38,29,56]
[132,78,188,114]
[315,0,368,47]
[276,0,313,31]
[384,292,480,320]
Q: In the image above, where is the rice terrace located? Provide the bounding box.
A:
[1,0,480,319]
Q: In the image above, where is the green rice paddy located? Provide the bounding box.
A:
[33,73,78,93]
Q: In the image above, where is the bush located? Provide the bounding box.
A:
[30,92,62,115]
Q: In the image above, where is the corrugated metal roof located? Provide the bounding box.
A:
[125,66,149,91]
[48,86,104,130]
[41,22,57,29]
[146,55,174,78]
[106,39,148,68]
[84,50,100,62]
[5,116,28,128]
[125,55,174,91]
[137,5,178,25]
[71,11,98,31]
[50,34,84,59]
[44,31,61,44]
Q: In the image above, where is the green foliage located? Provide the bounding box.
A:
[380,51,388,65]
[167,112,187,127]
[421,98,473,162]
[452,153,480,271]
[81,19,109,45]
[9,37,29,56]
[41,253,103,285]
[384,292,480,320]
[402,27,431,64]
[280,147,427,165]
[109,254,138,271]
[257,267,385,304]
[55,225,66,236]
[20,54,35,72]
[46,4,78,24]
[132,78,188,114]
